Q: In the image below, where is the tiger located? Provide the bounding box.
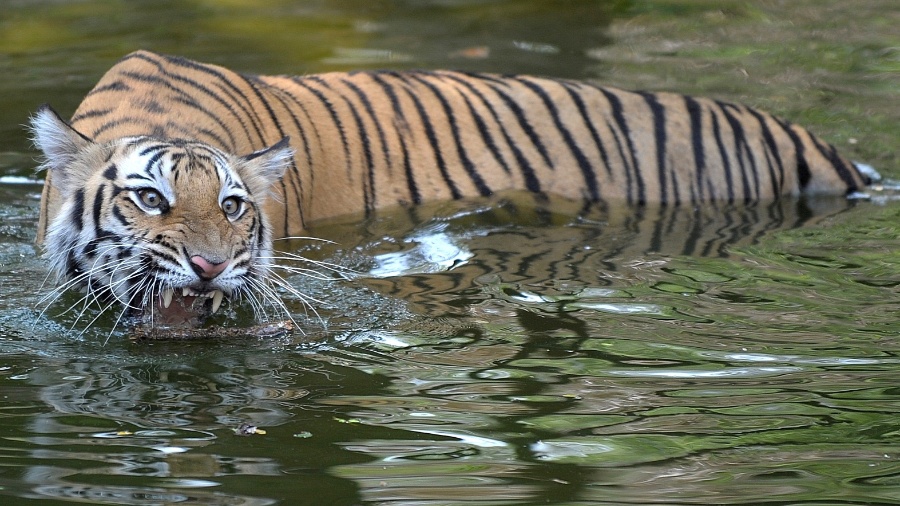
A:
[30,50,876,328]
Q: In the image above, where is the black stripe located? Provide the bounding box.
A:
[65,251,80,279]
[598,115,635,204]
[124,173,153,183]
[439,72,541,194]
[106,70,240,148]
[319,80,375,212]
[811,135,860,192]
[240,74,289,143]
[128,53,259,148]
[345,87,375,211]
[111,203,129,227]
[82,80,131,97]
[343,77,394,211]
[684,95,707,201]
[638,92,670,204]
[409,74,492,197]
[368,73,421,204]
[92,184,105,230]
[482,80,555,170]
[437,75,513,175]
[102,163,118,181]
[561,81,613,177]
[171,94,236,148]
[152,246,181,267]
[265,86,316,171]
[745,108,785,196]
[775,120,812,190]
[138,143,169,157]
[387,72,462,200]
[258,86,309,233]
[70,107,115,123]
[253,212,266,252]
[161,53,269,145]
[719,102,760,203]
[709,111,736,203]
[597,87,645,205]
[518,77,599,201]
[342,78,393,170]
[290,77,354,179]
[140,149,167,181]
[240,75,297,232]
[70,189,85,231]
[397,135,420,205]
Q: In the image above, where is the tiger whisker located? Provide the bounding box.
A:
[265,251,358,277]
[245,274,314,329]
[42,244,158,334]
[37,239,152,301]
[259,270,327,325]
[143,274,166,329]
[105,274,156,344]
[75,265,147,334]
[77,271,145,335]
[265,264,345,282]
[272,236,337,245]
[38,256,144,323]
[232,284,268,323]
[242,281,299,330]
[244,274,291,313]
[262,267,329,308]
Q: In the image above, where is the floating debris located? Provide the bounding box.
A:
[235,424,267,436]
[131,320,295,341]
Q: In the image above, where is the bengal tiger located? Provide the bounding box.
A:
[30,50,876,329]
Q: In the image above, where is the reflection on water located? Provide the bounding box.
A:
[6,190,900,504]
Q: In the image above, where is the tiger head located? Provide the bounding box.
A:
[31,105,293,326]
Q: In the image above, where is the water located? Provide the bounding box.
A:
[0,1,898,504]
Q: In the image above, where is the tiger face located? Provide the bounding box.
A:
[31,106,293,325]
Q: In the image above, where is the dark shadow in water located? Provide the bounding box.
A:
[340,192,856,313]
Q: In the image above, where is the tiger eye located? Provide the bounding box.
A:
[138,189,164,209]
[222,196,242,217]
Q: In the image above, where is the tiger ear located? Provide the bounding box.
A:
[239,137,294,197]
[29,104,95,192]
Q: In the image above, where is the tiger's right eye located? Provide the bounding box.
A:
[137,189,165,209]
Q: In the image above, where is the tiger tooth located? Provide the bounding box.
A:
[211,290,224,314]
[183,287,190,297]
[162,289,174,308]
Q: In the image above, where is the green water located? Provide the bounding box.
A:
[0,1,898,504]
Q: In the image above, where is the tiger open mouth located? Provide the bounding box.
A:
[161,287,226,313]
[150,287,228,326]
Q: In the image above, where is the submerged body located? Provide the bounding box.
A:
[31,50,873,326]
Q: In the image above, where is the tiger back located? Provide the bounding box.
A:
[36,50,871,245]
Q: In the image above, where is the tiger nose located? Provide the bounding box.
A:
[189,255,230,280]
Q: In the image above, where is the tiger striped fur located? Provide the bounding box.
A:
[31,50,873,326]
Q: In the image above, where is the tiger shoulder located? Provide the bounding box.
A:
[36,49,875,242]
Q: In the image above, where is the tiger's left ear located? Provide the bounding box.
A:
[238,137,294,197]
